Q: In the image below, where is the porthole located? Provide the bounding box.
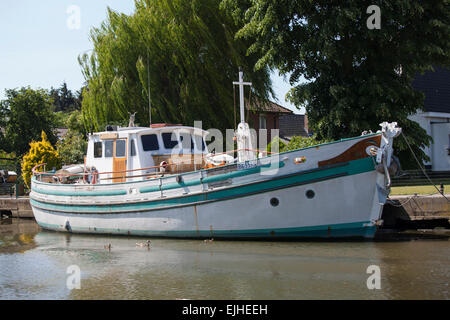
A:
[270,197,279,207]
[306,190,315,199]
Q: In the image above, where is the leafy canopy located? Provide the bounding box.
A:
[225,0,450,168]
[0,87,58,157]
[79,0,274,133]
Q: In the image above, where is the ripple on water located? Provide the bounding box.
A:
[1,223,449,300]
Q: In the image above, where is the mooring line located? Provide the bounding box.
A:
[401,132,449,202]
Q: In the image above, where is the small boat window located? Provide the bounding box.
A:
[141,134,159,151]
[105,140,114,158]
[162,132,179,149]
[179,133,194,150]
[193,135,206,151]
[130,139,136,156]
[116,140,126,158]
[94,142,102,158]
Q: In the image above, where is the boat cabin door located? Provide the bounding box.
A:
[113,138,127,183]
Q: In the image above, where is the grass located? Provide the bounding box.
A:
[390,184,449,196]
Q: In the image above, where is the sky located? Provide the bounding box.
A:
[0,0,304,114]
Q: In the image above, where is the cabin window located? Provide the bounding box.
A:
[193,135,206,151]
[116,140,126,158]
[179,133,194,150]
[141,134,159,151]
[162,132,179,149]
[105,140,114,158]
[130,139,136,156]
[94,142,102,158]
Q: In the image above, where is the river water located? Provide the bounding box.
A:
[0,218,448,300]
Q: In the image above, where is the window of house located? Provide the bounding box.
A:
[115,140,126,158]
[141,134,159,151]
[162,132,179,149]
[94,142,102,158]
[259,114,267,129]
[130,139,136,156]
[105,140,114,158]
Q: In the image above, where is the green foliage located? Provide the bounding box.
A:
[0,151,17,172]
[226,0,450,168]
[21,131,61,187]
[79,0,273,133]
[57,130,88,165]
[267,135,323,153]
[266,136,288,153]
[49,82,82,112]
[0,87,58,156]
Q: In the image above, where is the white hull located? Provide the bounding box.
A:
[30,132,393,239]
[32,171,382,239]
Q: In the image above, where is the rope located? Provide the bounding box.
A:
[401,132,449,202]
[388,195,417,207]
[233,84,237,130]
[246,87,251,121]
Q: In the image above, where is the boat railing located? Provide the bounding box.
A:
[31,148,278,183]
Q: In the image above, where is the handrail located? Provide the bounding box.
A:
[31,148,278,179]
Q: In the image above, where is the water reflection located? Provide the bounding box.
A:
[0,220,448,300]
[0,218,40,254]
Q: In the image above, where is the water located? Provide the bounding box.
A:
[0,218,449,300]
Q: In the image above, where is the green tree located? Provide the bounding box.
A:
[225,0,450,168]
[79,0,273,133]
[0,87,58,156]
[49,82,81,112]
[57,130,88,165]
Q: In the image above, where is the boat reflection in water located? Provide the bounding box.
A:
[1,223,448,300]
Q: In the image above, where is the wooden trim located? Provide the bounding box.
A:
[318,136,381,167]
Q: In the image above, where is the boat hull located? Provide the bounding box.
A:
[31,133,389,240]
[31,170,382,239]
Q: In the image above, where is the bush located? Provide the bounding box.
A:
[57,130,88,165]
[21,131,61,187]
[267,135,325,153]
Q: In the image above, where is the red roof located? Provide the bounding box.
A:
[246,100,293,114]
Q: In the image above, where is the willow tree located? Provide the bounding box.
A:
[224,0,450,168]
[79,0,273,133]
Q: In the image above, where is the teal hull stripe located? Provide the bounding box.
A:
[36,220,377,239]
[32,187,127,197]
[30,157,375,214]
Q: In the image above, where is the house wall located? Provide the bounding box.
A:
[248,113,279,149]
[431,121,450,171]
[409,112,450,171]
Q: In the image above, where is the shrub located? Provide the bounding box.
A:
[21,131,61,187]
[267,135,326,153]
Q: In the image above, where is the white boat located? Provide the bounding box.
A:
[30,70,402,239]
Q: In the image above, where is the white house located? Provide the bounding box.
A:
[410,67,450,171]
